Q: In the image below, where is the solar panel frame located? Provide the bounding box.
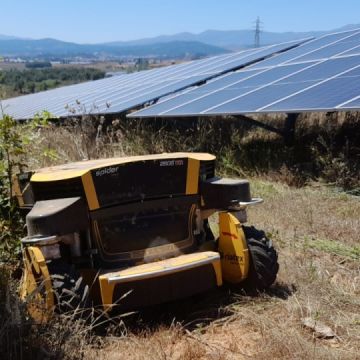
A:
[288,41,360,62]
[247,29,360,69]
[261,62,360,112]
[137,63,313,116]
[6,29,360,121]
[1,38,310,120]
[337,95,360,109]
[129,61,321,117]
[129,30,360,118]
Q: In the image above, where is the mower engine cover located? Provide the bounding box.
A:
[201,177,255,209]
[26,197,88,237]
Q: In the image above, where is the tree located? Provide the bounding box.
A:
[0,107,52,257]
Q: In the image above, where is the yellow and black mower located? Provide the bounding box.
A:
[14,152,278,321]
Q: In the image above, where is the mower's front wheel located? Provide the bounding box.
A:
[242,226,279,290]
[47,260,90,314]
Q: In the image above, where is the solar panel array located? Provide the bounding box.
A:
[130,29,360,118]
[1,39,305,120]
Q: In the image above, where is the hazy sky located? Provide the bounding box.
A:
[1,0,359,43]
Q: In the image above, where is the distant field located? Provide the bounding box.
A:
[0,62,26,71]
[52,60,179,72]
[52,61,125,72]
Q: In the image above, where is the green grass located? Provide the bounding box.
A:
[306,238,360,260]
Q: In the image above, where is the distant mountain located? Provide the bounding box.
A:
[1,24,359,59]
[0,38,227,59]
[0,34,22,41]
[106,24,360,50]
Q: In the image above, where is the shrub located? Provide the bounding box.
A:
[0,110,53,260]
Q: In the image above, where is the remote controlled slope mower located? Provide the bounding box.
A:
[14,153,278,321]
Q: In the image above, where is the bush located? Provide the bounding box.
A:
[27,111,360,193]
[25,62,52,69]
[0,111,54,260]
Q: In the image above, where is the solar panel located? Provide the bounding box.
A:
[263,64,360,112]
[136,63,312,116]
[1,39,307,120]
[338,95,360,109]
[129,29,360,118]
[209,82,320,114]
[247,29,360,68]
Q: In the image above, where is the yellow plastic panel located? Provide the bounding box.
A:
[218,212,249,284]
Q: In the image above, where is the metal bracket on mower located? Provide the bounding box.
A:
[21,235,59,246]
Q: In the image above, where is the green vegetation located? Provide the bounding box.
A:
[0,109,358,260]
[0,111,52,260]
[0,67,105,98]
[84,113,359,192]
[25,61,52,69]
[0,109,359,359]
[306,238,360,260]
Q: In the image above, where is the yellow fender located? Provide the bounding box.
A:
[218,212,249,283]
[20,246,54,323]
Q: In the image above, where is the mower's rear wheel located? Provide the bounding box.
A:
[47,261,89,315]
[242,226,279,290]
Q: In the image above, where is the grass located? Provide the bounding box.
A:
[23,111,360,193]
[1,113,360,359]
[1,179,355,359]
[86,179,359,360]
[306,238,360,261]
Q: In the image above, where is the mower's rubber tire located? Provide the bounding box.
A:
[242,226,279,290]
[47,260,90,315]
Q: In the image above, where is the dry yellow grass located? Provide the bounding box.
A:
[2,117,359,359]
[73,180,359,360]
[4,177,358,359]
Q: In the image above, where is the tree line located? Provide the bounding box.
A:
[0,67,105,98]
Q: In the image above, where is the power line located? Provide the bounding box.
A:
[254,16,263,48]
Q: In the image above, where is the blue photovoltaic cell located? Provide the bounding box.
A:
[131,64,321,117]
[197,40,306,74]
[339,96,360,109]
[191,70,262,91]
[188,50,263,75]
[126,91,203,117]
[225,62,310,87]
[5,28,360,120]
[133,63,311,117]
[2,39,306,120]
[338,65,360,77]
[158,81,318,117]
[339,45,360,56]
[159,88,254,116]
[276,55,360,83]
[290,41,358,62]
[130,29,360,118]
[284,32,360,65]
[338,32,360,43]
[108,76,212,113]
[249,29,360,69]
[262,72,360,112]
[201,82,319,114]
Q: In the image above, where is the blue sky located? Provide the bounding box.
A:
[1,0,359,43]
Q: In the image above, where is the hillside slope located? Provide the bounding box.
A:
[0,38,228,58]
